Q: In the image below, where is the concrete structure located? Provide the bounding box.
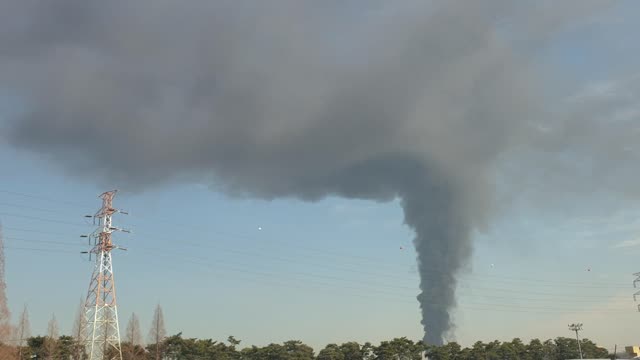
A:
[627,346,640,357]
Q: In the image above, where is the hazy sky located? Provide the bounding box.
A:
[1,0,640,352]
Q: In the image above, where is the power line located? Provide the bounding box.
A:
[4,232,629,306]
[0,189,91,208]
[141,250,633,313]
[95,227,633,293]
[2,226,70,236]
[0,189,634,288]
[5,246,80,254]
[2,233,634,299]
[3,187,637,333]
[2,228,634,294]
[126,229,627,289]
[142,248,633,302]
[0,211,91,227]
[0,201,65,213]
[3,242,635,312]
[5,239,632,304]
[1,189,636,292]
[0,199,411,271]
[122,225,631,289]
[5,236,85,247]
[5,234,633,309]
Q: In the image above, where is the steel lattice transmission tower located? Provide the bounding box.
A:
[633,272,640,312]
[82,190,129,360]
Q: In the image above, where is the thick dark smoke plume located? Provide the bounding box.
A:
[0,0,636,344]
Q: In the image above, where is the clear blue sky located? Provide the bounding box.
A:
[1,0,640,353]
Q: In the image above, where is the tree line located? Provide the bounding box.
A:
[1,303,612,360]
[143,336,612,360]
[7,333,613,360]
[0,303,168,360]
[4,334,612,360]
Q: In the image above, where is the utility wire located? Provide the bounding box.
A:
[2,226,69,236]
[0,189,92,208]
[4,232,633,296]
[0,189,635,289]
[0,211,91,227]
[140,249,634,313]
[4,243,634,311]
[0,208,627,289]
[2,235,626,303]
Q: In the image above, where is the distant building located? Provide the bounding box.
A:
[626,345,640,357]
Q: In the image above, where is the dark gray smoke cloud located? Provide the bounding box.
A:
[0,0,635,344]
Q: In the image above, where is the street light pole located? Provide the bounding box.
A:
[568,323,583,359]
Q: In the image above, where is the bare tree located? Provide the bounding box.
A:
[126,313,143,346]
[44,313,59,360]
[123,313,143,360]
[0,224,14,360]
[148,305,166,360]
[72,297,86,360]
[16,305,30,360]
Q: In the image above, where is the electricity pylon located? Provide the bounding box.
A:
[633,272,640,312]
[82,190,129,360]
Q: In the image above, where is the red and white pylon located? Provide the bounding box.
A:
[82,190,129,360]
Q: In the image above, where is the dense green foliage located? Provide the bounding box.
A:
[423,337,609,360]
[9,334,610,359]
